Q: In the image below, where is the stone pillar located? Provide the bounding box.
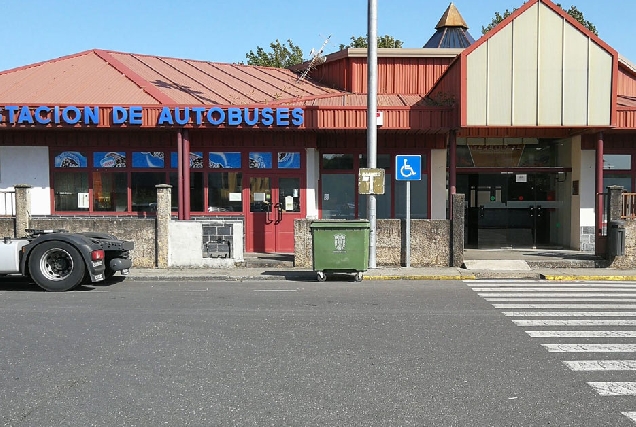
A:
[155,184,172,268]
[607,186,623,223]
[14,184,31,238]
[451,193,465,267]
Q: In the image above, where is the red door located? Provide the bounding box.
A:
[245,175,304,253]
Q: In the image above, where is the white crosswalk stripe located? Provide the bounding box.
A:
[623,412,636,422]
[564,361,636,371]
[503,311,636,316]
[473,285,636,292]
[465,279,636,422]
[514,319,636,326]
[487,298,636,302]
[543,344,636,352]
[528,331,636,338]
[588,382,636,396]
[481,293,636,297]
[496,303,636,309]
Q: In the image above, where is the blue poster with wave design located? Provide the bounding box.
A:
[278,152,300,169]
[249,152,272,169]
[132,152,164,168]
[209,152,241,168]
[55,151,87,168]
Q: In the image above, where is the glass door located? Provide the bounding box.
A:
[461,173,564,249]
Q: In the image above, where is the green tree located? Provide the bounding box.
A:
[481,9,515,34]
[562,4,597,35]
[245,39,304,68]
[339,35,404,50]
[482,3,597,35]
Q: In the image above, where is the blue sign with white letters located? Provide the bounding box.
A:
[395,155,422,181]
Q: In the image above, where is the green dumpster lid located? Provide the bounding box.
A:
[310,219,371,229]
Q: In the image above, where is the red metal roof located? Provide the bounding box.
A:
[0,49,344,106]
[278,93,427,107]
[0,51,157,105]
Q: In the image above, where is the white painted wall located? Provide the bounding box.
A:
[569,136,596,250]
[580,150,597,227]
[305,148,319,219]
[467,2,612,127]
[0,146,51,215]
[430,149,447,219]
[168,220,243,267]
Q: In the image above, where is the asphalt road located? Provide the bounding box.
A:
[0,277,633,426]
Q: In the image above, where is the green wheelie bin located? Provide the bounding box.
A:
[310,220,370,282]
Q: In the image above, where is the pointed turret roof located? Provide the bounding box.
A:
[424,3,475,49]
[435,3,469,29]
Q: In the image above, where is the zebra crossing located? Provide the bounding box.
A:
[465,278,636,424]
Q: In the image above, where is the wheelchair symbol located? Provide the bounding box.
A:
[400,158,416,178]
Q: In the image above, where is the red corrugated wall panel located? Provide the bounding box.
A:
[618,66,636,97]
[309,56,454,94]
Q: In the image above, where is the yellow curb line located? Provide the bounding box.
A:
[363,275,474,280]
[543,275,636,281]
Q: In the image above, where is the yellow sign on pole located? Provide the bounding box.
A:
[358,168,385,195]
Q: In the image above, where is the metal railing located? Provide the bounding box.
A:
[622,193,636,219]
[0,191,15,216]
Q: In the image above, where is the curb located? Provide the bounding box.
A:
[364,275,473,281]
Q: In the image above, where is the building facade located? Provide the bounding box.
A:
[0,0,635,264]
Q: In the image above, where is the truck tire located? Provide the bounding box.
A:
[29,241,86,292]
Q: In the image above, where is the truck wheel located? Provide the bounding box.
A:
[29,241,86,292]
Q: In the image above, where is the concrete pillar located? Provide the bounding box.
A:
[305,147,319,219]
[155,184,172,268]
[451,193,465,267]
[448,130,457,220]
[14,184,31,238]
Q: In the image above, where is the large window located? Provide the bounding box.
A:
[93,172,127,211]
[54,172,89,211]
[320,153,429,219]
[322,174,355,219]
[131,172,164,212]
[208,172,243,212]
[604,154,633,192]
[52,149,298,214]
[53,151,89,212]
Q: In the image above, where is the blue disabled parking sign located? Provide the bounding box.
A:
[395,155,422,181]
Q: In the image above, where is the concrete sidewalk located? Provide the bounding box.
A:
[123,264,636,282]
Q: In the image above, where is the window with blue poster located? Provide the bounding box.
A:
[209,152,241,168]
[94,151,126,168]
[170,152,203,168]
[55,151,87,168]
[278,152,300,169]
[249,152,272,168]
[132,152,164,168]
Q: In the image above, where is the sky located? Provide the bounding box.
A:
[2,0,636,72]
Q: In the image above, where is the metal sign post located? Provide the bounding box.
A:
[367,0,378,269]
[395,155,422,267]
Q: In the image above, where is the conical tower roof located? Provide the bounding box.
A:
[435,3,469,29]
[424,2,475,49]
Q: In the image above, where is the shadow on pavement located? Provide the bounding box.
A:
[0,275,127,292]
[260,270,318,281]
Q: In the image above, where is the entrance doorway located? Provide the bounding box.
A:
[245,175,303,253]
[458,172,565,249]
